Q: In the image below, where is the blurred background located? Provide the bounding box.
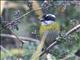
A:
[0,0,80,60]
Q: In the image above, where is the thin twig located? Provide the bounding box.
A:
[40,41,57,57]
[0,34,39,42]
[65,24,80,36]
[4,8,42,27]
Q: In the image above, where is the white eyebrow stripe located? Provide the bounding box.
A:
[46,14,56,18]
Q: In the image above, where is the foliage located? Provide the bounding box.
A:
[1,1,80,60]
[0,42,38,60]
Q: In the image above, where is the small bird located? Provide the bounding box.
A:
[31,14,60,60]
[40,14,60,54]
[40,14,60,36]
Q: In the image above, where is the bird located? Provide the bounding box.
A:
[31,14,60,60]
[40,14,60,54]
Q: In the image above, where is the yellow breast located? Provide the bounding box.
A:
[40,22,60,36]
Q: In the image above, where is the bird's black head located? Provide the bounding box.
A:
[42,14,56,21]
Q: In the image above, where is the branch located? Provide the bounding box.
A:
[40,41,57,57]
[0,34,39,43]
[65,24,80,36]
[40,24,80,57]
[4,8,42,28]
